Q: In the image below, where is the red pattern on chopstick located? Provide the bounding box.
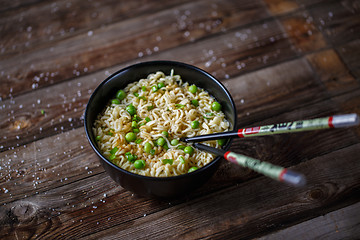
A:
[328,116,334,128]
[237,126,261,138]
[279,169,288,181]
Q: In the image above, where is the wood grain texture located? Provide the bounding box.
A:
[84,144,360,239]
[0,0,270,99]
[259,202,360,239]
[1,0,360,239]
[263,0,299,15]
[0,0,45,12]
[0,17,295,151]
[306,49,358,95]
[280,10,328,53]
[337,39,360,79]
[1,142,359,239]
[308,0,360,45]
[0,0,192,59]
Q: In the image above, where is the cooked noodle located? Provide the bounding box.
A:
[93,71,230,177]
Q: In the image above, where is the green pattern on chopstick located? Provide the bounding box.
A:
[224,151,284,180]
[238,117,331,138]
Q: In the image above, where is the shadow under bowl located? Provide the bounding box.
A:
[84,61,237,199]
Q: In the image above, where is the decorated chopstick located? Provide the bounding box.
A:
[193,143,306,187]
[183,113,359,143]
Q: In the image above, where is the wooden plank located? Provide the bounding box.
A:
[221,57,326,126]
[0,17,297,151]
[263,0,336,15]
[308,0,360,45]
[59,144,360,239]
[337,39,360,79]
[1,86,359,238]
[208,89,360,192]
[0,0,44,12]
[1,141,359,239]
[258,202,360,239]
[295,0,335,7]
[306,49,358,95]
[0,74,101,152]
[0,128,104,205]
[0,172,169,239]
[280,10,328,53]
[0,0,271,99]
[1,86,359,214]
[0,0,192,59]
[1,49,358,154]
[331,85,360,139]
[1,1,359,239]
[263,0,300,15]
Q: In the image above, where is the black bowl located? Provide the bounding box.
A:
[84,61,237,199]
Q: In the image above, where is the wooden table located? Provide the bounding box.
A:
[1,0,360,239]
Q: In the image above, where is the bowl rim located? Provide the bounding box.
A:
[84,60,237,181]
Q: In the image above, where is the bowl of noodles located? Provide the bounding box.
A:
[84,61,237,198]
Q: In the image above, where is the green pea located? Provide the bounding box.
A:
[179,156,185,164]
[162,131,169,137]
[144,142,152,153]
[157,137,165,146]
[191,99,199,107]
[111,99,120,104]
[189,84,197,94]
[188,166,198,173]
[217,138,227,146]
[131,121,138,128]
[126,104,137,116]
[150,149,155,155]
[96,135,101,141]
[116,90,126,100]
[134,160,145,169]
[152,85,159,92]
[171,139,179,146]
[158,82,165,89]
[184,146,194,155]
[191,120,200,129]
[211,101,222,112]
[142,86,147,91]
[125,132,136,142]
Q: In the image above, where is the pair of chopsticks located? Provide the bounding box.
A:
[183,114,359,187]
